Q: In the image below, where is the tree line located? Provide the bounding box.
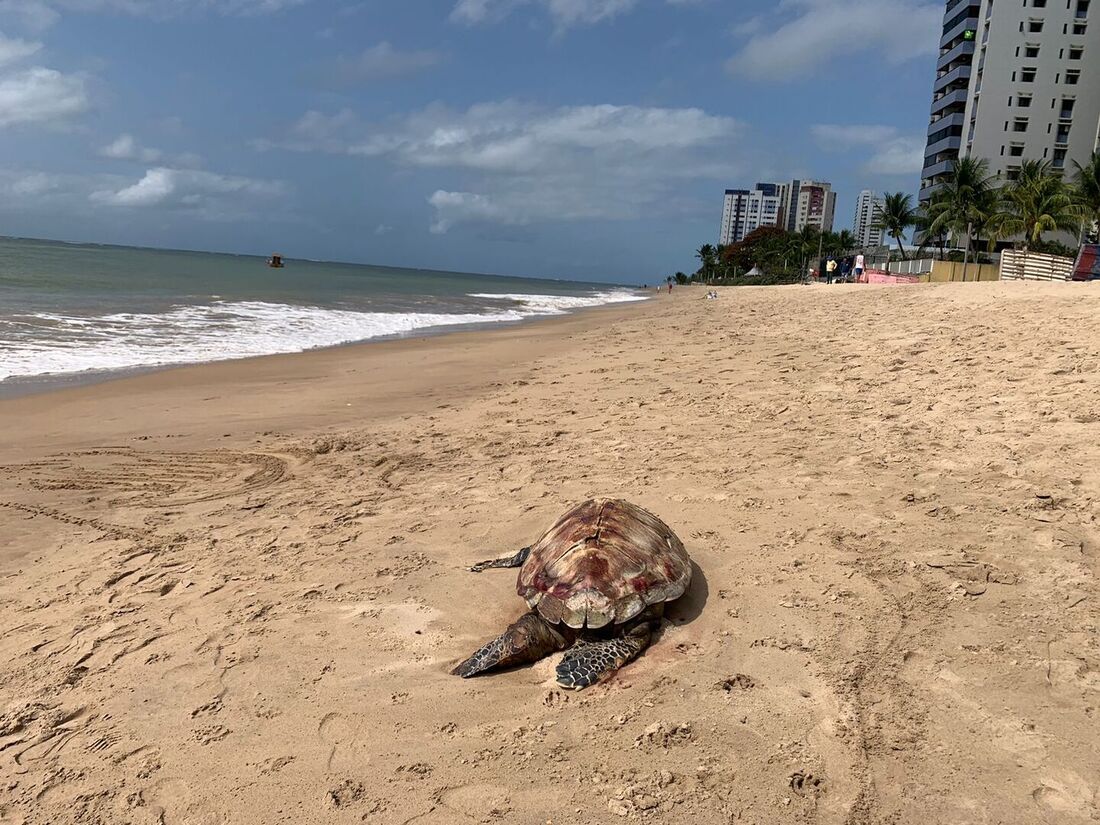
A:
[675,152,1100,285]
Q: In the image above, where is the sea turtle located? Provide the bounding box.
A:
[452,498,692,690]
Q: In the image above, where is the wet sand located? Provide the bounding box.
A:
[1,281,1098,824]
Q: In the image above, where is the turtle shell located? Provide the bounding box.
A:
[517,499,691,630]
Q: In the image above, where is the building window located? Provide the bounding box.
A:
[1025,45,1040,57]
[1013,118,1029,132]
[1017,95,1033,107]
[1053,149,1067,169]
[1032,0,1046,5]
[1028,18,1044,31]
[1069,47,1084,59]
[1061,98,1076,118]
[1021,67,1037,82]
[1056,124,1071,143]
[1006,167,1021,181]
[1078,1,1090,18]
[1066,70,1081,84]
[1074,21,1088,33]
[1009,144,1025,156]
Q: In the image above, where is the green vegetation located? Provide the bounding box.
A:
[1073,151,1100,242]
[990,160,1083,250]
[873,192,918,261]
[672,152,1100,286]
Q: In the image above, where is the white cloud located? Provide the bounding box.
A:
[345,101,737,167]
[727,0,941,80]
[863,137,924,175]
[0,66,87,127]
[8,170,59,194]
[0,31,41,65]
[251,107,358,154]
[0,1,59,31]
[90,166,285,215]
[811,123,925,176]
[98,133,202,166]
[428,190,515,234]
[265,100,741,233]
[100,133,160,162]
[0,167,116,206]
[451,0,638,27]
[75,0,306,14]
[0,0,306,22]
[323,42,444,85]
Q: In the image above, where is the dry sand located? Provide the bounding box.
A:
[1,281,1098,825]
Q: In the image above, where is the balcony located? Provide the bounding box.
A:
[928,112,965,135]
[941,16,979,49]
[925,135,962,156]
[931,88,970,115]
[937,39,975,70]
[934,64,972,94]
[922,158,957,179]
[919,182,946,201]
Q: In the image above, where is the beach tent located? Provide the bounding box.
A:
[745,266,764,277]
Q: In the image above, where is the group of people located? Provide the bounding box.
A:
[810,253,866,285]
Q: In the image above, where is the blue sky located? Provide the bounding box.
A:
[0,0,944,282]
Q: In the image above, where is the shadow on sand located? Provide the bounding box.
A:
[666,560,708,627]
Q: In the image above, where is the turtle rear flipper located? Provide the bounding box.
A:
[452,612,567,678]
[555,619,655,690]
[467,546,531,573]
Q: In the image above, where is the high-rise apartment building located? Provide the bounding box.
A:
[921,0,1100,203]
[853,190,885,247]
[719,183,786,245]
[719,179,837,245]
[790,180,837,233]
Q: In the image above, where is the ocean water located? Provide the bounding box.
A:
[0,238,644,394]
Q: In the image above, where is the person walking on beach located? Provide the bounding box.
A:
[854,253,866,281]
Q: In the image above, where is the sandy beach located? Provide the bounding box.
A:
[1,281,1099,825]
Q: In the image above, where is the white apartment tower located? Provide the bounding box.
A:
[853,190,885,247]
[719,183,786,245]
[719,179,837,245]
[921,0,1100,202]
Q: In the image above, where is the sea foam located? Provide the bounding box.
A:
[0,291,643,382]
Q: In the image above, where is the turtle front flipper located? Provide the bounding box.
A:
[467,546,531,573]
[452,612,567,678]
[555,618,656,690]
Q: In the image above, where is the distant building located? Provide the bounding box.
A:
[853,190,885,248]
[920,0,1100,204]
[719,184,786,246]
[788,180,837,233]
[719,179,836,245]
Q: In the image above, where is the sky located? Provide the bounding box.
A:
[0,0,946,283]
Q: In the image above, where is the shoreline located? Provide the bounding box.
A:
[0,292,648,401]
[0,295,663,460]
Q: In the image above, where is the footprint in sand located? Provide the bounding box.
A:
[318,712,366,774]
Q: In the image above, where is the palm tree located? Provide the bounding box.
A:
[924,157,999,262]
[794,225,821,273]
[1073,151,1100,242]
[835,229,858,251]
[992,159,1083,250]
[914,189,950,260]
[695,244,716,283]
[873,192,918,260]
